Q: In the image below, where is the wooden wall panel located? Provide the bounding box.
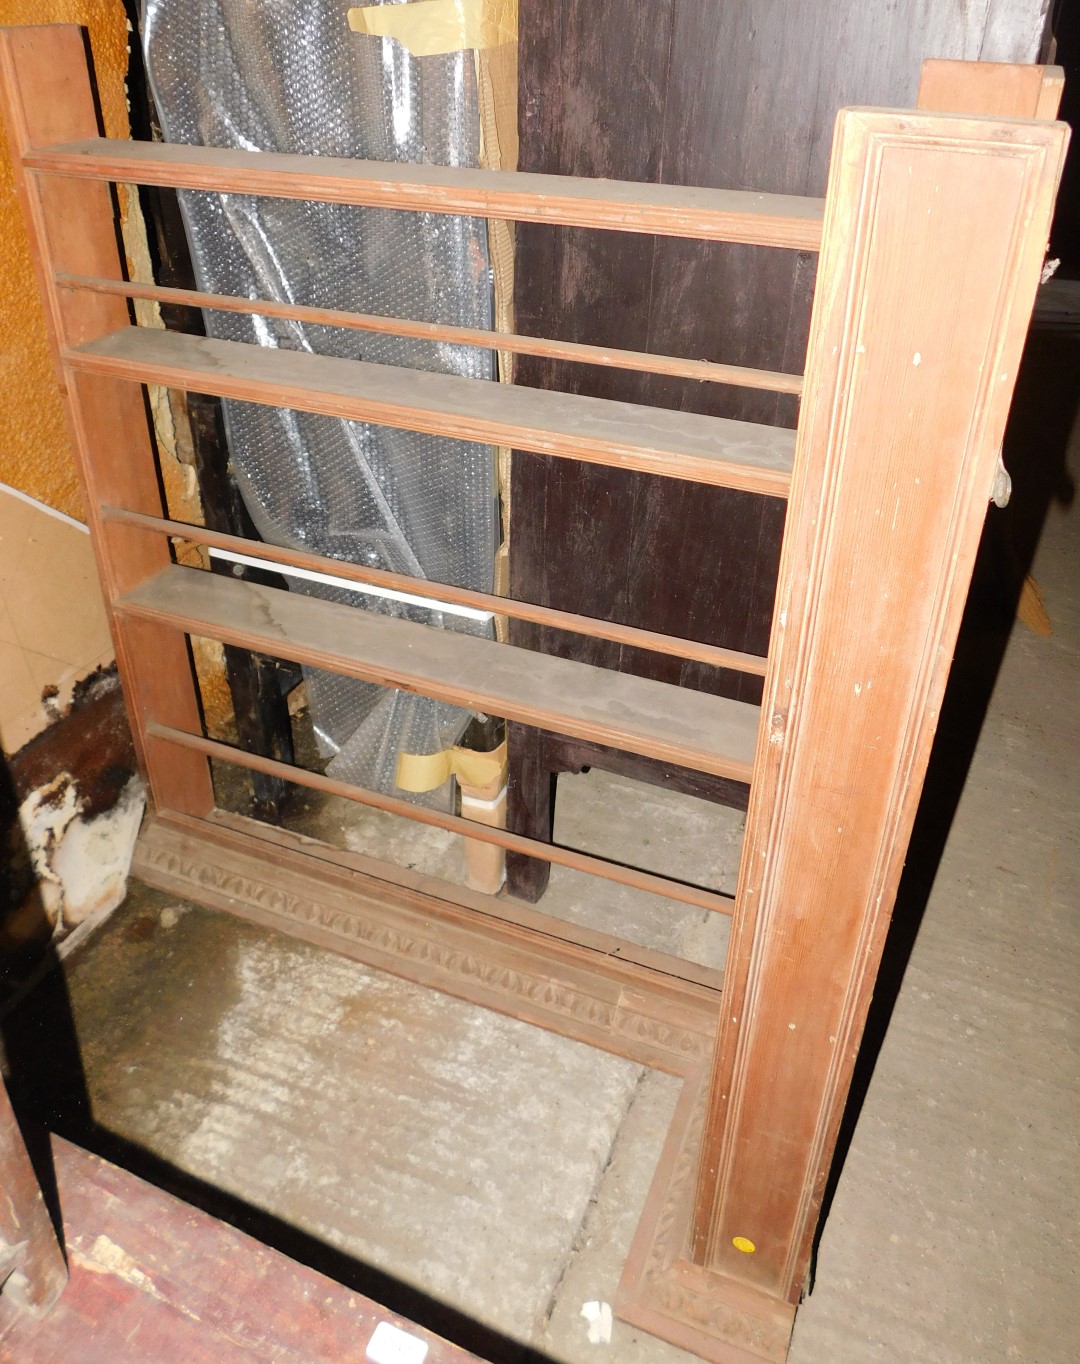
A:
[508,1,1053,870]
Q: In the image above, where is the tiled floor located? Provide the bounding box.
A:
[0,485,113,755]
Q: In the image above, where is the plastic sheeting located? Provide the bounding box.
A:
[142,0,497,808]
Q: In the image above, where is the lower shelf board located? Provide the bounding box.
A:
[118,563,761,783]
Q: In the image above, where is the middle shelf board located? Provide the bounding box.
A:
[118,565,762,783]
[65,327,796,496]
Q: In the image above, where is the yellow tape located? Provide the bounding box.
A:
[395,739,508,793]
[348,0,516,57]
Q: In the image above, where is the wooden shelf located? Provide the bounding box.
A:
[28,137,826,249]
[6,28,1065,1364]
[118,565,761,783]
[57,272,806,396]
[65,328,795,495]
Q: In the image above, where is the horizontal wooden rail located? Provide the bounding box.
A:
[102,506,769,677]
[57,274,805,396]
[64,328,796,494]
[118,565,761,782]
[147,722,735,916]
[28,138,826,249]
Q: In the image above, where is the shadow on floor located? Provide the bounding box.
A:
[1,932,555,1364]
[810,328,1080,1291]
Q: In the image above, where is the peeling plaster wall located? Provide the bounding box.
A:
[0,1,131,518]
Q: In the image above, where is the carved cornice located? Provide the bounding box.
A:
[135,832,711,1070]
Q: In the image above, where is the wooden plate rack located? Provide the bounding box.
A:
[0,25,1067,1362]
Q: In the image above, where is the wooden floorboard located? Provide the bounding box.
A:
[65,327,796,495]
[119,565,762,782]
[0,1136,486,1363]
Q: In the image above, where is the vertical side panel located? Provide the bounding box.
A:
[0,24,212,817]
[694,109,1067,1301]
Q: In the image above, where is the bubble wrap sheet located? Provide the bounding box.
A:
[143,0,497,808]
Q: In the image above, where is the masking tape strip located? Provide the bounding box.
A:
[396,738,508,793]
[458,787,506,812]
[348,0,516,58]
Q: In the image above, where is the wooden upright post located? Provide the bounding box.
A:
[691,103,1067,1320]
[0,25,213,817]
[0,1076,66,1318]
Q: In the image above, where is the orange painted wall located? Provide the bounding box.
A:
[0,2,130,519]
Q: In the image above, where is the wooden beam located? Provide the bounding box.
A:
[27,136,826,249]
[0,1077,67,1319]
[101,506,769,677]
[117,564,762,783]
[691,107,1067,1303]
[65,327,795,495]
[56,273,805,396]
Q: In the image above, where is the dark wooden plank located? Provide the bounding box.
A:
[506,0,1052,900]
[118,565,762,782]
[66,326,796,495]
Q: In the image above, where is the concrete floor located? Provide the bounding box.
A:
[4,344,1078,1361]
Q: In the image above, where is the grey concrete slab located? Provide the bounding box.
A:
[47,897,643,1344]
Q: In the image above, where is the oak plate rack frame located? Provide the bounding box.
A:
[0,25,1068,1364]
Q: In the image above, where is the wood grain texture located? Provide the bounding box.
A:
[57,273,805,396]
[118,564,762,782]
[918,59,1064,118]
[26,136,826,247]
[692,107,1068,1300]
[146,720,736,916]
[0,1136,485,1363]
[0,1076,67,1319]
[0,24,212,818]
[67,326,796,495]
[206,807,727,995]
[506,0,1052,898]
[102,505,768,677]
[617,1075,796,1364]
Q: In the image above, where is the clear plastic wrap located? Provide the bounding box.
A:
[143,0,497,808]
